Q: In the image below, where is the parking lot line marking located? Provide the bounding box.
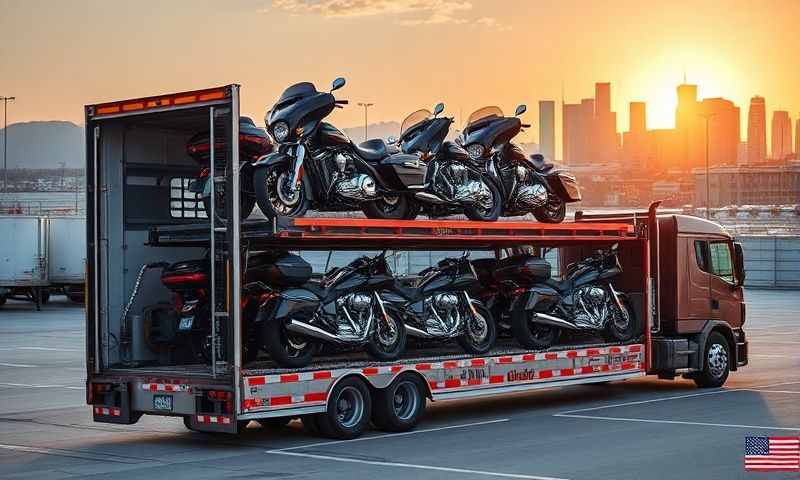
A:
[0,382,83,390]
[744,389,800,394]
[553,414,800,431]
[750,340,800,344]
[0,362,38,368]
[16,346,81,352]
[750,354,800,358]
[555,389,731,415]
[266,450,569,480]
[0,443,151,464]
[273,418,510,452]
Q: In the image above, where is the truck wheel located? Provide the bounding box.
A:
[511,309,559,349]
[372,374,426,432]
[693,332,730,388]
[316,376,372,439]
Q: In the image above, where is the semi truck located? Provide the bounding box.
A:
[84,85,748,438]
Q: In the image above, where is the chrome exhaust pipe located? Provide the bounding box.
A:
[414,192,446,204]
[285,319,342,343]
[404,324,434,338]
[529,312,578,330]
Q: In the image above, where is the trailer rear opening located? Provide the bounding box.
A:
[85,85,747,438]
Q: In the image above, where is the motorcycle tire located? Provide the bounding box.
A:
[605,297,638,342]
[365,312,407,361]
[362,195,420,220]
[457,302,497,354]
[254,165,308,219]
[464,181,502,221]
[511,308,560,350]
[261,317,314,368]
[202,190,255,220]
[533,195,566,223]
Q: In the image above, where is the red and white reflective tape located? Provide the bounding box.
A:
[141,383,190,392]
[196,415,231,425]
[94,406,121,417]
[247,370,335,386]
[428,361,642,390]
[243,391,327,411]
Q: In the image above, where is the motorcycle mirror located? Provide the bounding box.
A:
[515,104,527,116]
[331,77,346,92]
[387,135,397,144]
[433,102,445,116]
[610,242,619,251]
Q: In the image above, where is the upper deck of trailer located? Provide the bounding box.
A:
[148,216,645,250]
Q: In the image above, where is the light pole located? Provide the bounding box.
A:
[357,102,373,142]
[700,111,717,219]
[1,96,15,194]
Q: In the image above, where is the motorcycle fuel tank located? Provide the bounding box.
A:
[316,122,351,147]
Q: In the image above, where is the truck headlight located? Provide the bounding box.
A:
[272,122,289,142]
[466,143,484,159]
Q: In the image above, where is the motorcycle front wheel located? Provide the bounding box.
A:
[201,187,256,220]
[362,195,420,220]
[365,310,407,361]
[254,165,308,219]
[457,302,497,354]
[261,317,314,368]
[533,194,566,223]
[464,181,502,222]
[605,297,638,342]
[511,309,560,350]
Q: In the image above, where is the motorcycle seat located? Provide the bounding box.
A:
[545,277,572,293]
[529,154,554,173]
[355,139,390,161]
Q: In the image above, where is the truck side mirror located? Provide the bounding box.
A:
[733,242,745,286]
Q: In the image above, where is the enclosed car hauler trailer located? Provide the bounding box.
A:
[85,86,748,439]
[0,215,50,309]
[48,216,87,302]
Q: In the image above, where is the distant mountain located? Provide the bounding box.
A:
[0,121,84,169]
[343,121,401,143]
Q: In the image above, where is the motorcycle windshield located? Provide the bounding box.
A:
[464,106,504,131]
[400,109,432,136]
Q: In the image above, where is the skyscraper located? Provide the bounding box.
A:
[562,103,581,165]
[796,117,800,160]
[595,83,611,114]
[578,98,595,165]
[675,82,699,170]
[747,96,767,164]
[629,102,646,133]
[538,100,555,162]
[698,98,740,168]
[593,82,618,164]
[771,111,793,160]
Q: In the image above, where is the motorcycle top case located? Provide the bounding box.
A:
[246,251,312,287]
[547,172,582,203]
[493,255,552,285]
[161,259,209,289]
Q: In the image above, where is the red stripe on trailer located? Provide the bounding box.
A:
[580,366,594,374]
[313,371,332,380]
[539,370,553,379]
[560,368,575,376]
[304,392,327,402]
[444,378,462,388]
[489,375,504,384]
[497,356,513,364]
[544,352,558,360]
[428,380,437,390]
[610,347,622,354]
[416,363,432,370]
[280,374,299,383]
[566,351,578,358]
[362,367,379,376]
[471,359,486,367]
[628,345,642,353]
[522,353,536,362]
[622,362,638,370]
[390,365,403,373]
[586,349,601,356]
[248,376,266,386]
[467,378,483,386]
[270,396,292,406]
[443,361,459,369]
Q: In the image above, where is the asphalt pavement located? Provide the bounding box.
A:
[0,289,798,480]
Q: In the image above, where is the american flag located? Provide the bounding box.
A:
[745,436,800,472]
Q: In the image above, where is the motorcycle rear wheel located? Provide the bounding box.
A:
[254,165,308,219]
[261,318,314,368]
[362,195,419,220]
[457,302,497,354]
[464,181,502,221]
[511,309,560,350]
[533,195,566,223]
[201,189,255,220]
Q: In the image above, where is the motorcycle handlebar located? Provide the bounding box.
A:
[521,123,531,128]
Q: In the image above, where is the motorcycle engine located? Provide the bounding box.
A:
[572,286,609,328]
[512,165,547,210]
[347,292,373,312]
[336,292,374,338]
[424,293,461,337]
[437,161,491,205]
[331,151,378,201]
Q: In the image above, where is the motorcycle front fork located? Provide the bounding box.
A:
[287,144,306,193]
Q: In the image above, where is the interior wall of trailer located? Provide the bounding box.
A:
[99,116,206,368]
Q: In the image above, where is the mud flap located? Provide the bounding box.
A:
[91,382,142,425]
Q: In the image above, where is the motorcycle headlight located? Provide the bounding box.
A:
[272,121,289,143]
[466,143,484,159]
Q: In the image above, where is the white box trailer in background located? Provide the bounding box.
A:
[0,215,50,309]
[48,216,87,302]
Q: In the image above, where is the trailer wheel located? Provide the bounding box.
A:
[372,374,426,432]
[316,376,372,439]
[693,332,730,388]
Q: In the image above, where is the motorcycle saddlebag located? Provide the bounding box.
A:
[493,255,552,285]
[546,172,582,203]
[247,251,312,287]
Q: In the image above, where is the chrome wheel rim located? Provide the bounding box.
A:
[376,313,399,347]
[468,309,488,344]
[266,169,301,214]
[612,304,631,331]
[392,381,419,421]
[707,343,728,379]
[335,386,365,428]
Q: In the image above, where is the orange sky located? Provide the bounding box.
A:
[2,0,799,158]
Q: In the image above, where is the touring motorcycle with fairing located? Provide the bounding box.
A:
[259,251,407,368]
[460,105,581,223]
[381,253,497,353]
[254,78,423,220]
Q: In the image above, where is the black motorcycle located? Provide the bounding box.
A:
[260,251,407,368]
[460,105,581,223]
[365,104,504,221]
[381,253,497,354]
[254,78,420,220]
[507,244,638,349]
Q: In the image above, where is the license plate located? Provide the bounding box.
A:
[178,316,194,331]
[153,395,173,411]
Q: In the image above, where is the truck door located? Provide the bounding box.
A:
[706,240,744,327]
[687,238,711,322]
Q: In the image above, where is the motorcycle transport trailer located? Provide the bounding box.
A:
[84,85,748,438]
